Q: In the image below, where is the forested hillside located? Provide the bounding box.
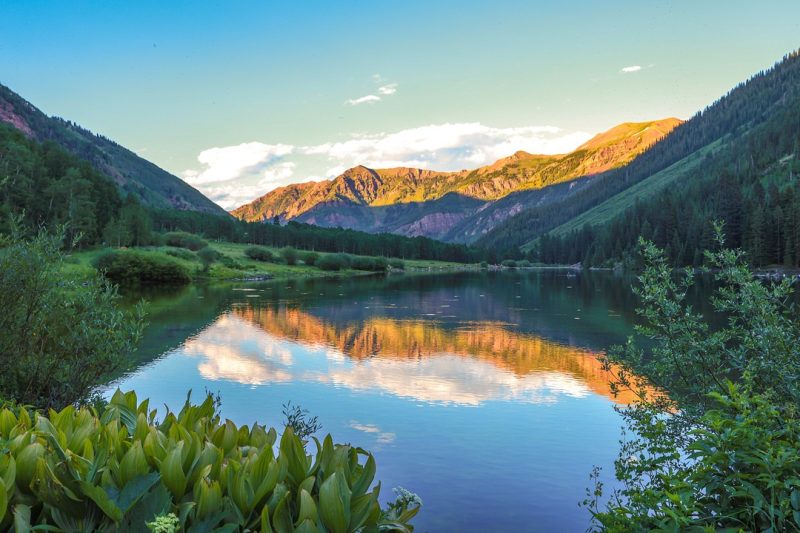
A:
[0,83,225,214]
[0,122,122,243]
[480,51,800,261]
[532,51,800,267]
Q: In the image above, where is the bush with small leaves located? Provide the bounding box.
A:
[350,255,388,272]
[164,248,196,261]
[281,247,299,265]
[301,251,319,266]
[163,231,208,251]
[94,250,192,285]
[244,246,274,262]
[0,230,145,408]
[586,230,800,531]
[317,253,351,271]
[197,247,221,272]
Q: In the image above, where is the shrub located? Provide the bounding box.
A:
[517,259,532,268]
[587,230,800,531]
[164,248,196,261]
[281,246,299,265]
[244,246,274,262]
[0,389,421,532]
[501,259,517,268]
[317,253,350,271]
[301,251,319,266]
[197,247,221,272]
[480,261,488,269]
[389,258,405,270]
[163,231,208,251]
[217,254,242,269]
[95,250,192,285]
[0,231,145,408]
[349,255,388,271]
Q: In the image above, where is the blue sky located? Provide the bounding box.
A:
[2,1,799,208]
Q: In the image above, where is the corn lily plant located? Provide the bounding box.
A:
[0,390,420,532]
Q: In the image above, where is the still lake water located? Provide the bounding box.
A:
[107,270,670,532]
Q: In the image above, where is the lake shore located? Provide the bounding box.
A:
[65,240,477,283]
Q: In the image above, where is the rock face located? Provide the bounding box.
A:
[232,118,682,241]
[0,83,227,215]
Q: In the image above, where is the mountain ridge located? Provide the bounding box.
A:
[232,118,682,239]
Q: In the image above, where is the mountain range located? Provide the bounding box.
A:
[1,48,797,267]
[231,118,682,242]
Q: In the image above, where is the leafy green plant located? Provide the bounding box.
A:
[245,246,275,263]
[197,246,221,273]
[317,254,351,272]
[163,231,209,251]
[0,229,145,408]
[281,247,299,266]
[0,390,420,532]
[164,248,196,261]
[282,402,321,442]
[587,230,800,531]
[95,250,192,285]
[500,259,517,268]
[300,252,319,266]
[388,259,404,270]
[349,256,388,272]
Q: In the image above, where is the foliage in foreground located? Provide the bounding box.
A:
[0,229,145,409]
[587,231,800,531]
[0,390,420,532]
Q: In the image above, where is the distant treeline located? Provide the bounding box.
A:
[0,123,489,263]
[152,209,490,263]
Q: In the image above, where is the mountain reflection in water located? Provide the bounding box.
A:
[177,304,638,405]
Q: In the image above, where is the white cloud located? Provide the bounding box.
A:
[184,142,294,185]
[261,161,296,184]
[621,65,642,73]
[345,78,398,105]
[378,83,397,95]
[346,94,381,106]
[302,122,590,171]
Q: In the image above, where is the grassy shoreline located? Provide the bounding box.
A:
[65,240,476,282]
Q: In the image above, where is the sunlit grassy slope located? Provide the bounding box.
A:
[521,140,722,251]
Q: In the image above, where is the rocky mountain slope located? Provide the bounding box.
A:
[232,118,681,240]
[0,83,226,215]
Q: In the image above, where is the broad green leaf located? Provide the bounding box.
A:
[260,505,273,533]
[319,472,349,533]
[351,454,375,498]
[13,503,31,533]
[0,478,7,524]
[296,489,318,525]
[271,492,293,533]
[160,446,187,500]
[78,481,123,521]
